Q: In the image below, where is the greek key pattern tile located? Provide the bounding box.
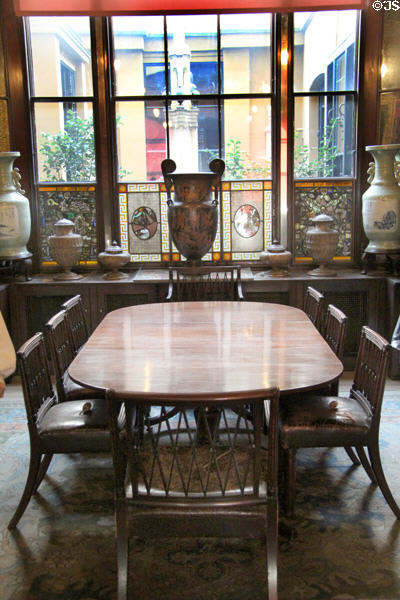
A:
[264,190,272,248]
[119,192,129,253]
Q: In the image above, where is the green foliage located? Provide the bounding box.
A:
[39,109,95,182]
[39,109,131,182]
[294,116,343,178]
[206,139,271,180]
[225,139,246,179]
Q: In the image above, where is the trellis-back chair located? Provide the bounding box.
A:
[107,387,280,600]
[166,265,244,302]
[61,294,89,355]
[45,309,102,402]
[279,326,400,519]
[304,286,325,332]
[8,332,112,529]
[322,303,348,395]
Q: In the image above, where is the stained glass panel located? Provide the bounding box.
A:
[230,181,264,252]
[119,179,272,262]
[0,101,10,152]
[39,185,97,264]
[294,180,353,259]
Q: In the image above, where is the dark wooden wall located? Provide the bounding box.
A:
[4,268,394,372]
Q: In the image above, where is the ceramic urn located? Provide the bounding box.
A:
[362,144,400,252]
[49,218,83,280]
[162,158,225,264]
[260,240,291,277]
[0,152,31,259]
[305,214,338,277]
[98,241,130,280]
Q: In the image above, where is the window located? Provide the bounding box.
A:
[22,9,361,268]
[112,14,273,262]
[27,16,97,263]
[292,11,359,263]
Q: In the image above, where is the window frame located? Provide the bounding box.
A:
[288,10,361,265]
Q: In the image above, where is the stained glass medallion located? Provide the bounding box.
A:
[234,205,261,238]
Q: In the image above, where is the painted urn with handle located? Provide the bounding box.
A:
[0,151,31,259]
[161,158,225,264]
[362,144,400,252]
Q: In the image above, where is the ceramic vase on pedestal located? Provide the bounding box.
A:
[98,241,130,280]
[259,240,292,277]
[49,218,83,280]
[305,214,338,277]
[161,158,225,264]
[0,152,31,260]
[362,144,400,252]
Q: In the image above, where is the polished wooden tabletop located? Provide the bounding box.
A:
[68,301,343,401]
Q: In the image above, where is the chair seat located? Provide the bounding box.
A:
[63,372,104,401]
[280,395,372,448]
[37,398,111,453]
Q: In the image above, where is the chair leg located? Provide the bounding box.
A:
[368,443,400,519]
[355,446,376,483]
[265,498,278,600]
[8,449,42,529]
[344,446,360,466]
[284,448,297,517]
[33,453,53,493]
[116,501,128,600]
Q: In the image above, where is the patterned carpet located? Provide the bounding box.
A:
[1,375,400,600]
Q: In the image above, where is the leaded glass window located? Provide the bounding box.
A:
[112,14,273,263]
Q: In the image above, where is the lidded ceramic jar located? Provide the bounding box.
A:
[260,240,291,277]
[49,218,83,280]
[305,214,338,277]
[0,151,31,259]
[98,241,130,280]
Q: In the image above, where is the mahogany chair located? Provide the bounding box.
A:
[8,332,112,529]
[163,265,244,426]
[166,265,244,302]
[45,309,102,403]
[320,304,362,468]
[107,388,280,600]
[304,286,325,332]
[321,304,348,395]
[61,294,89,354]
[279,326,400,519]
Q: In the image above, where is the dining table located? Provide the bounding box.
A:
[68,301,343,401]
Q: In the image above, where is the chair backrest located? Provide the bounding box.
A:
[45,309,75,402]
[17,332,57,431]
[107,389,279,507]
[304,286,324,330]
[351,326,391,432]
[323,304,348,360]
[61,294,89,354]
[167,265,243,302]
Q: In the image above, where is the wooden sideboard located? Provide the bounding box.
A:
[4,267,391,371]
